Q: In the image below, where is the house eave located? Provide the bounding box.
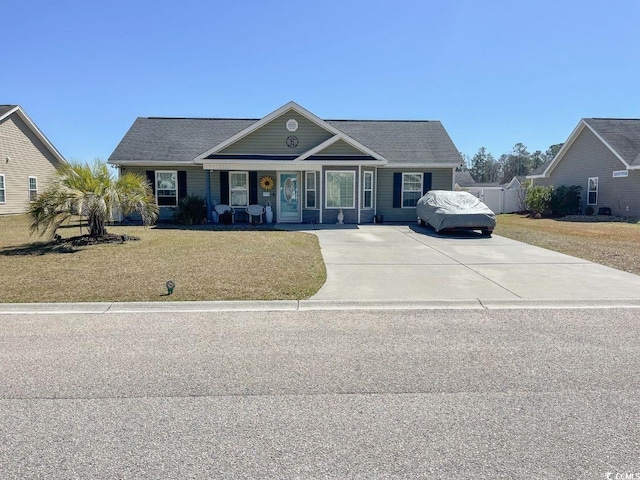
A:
[107,160,197,167]
[382,163,458,168]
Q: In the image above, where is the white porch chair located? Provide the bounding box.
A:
[247,204,265,224]
[214,204,234,224]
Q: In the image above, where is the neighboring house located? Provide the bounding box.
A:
[108,101,463,224]
[528,118,640,216]
[454,170,476,189]
[0,105,66,215]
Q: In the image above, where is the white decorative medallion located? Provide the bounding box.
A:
[286,118,299,132]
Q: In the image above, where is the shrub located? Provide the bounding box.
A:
[550,185,582,216]
[526,186,553,216]
[585,206,594,216]
[174,195,207,225]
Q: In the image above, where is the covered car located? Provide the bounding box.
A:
[416,190,496,236]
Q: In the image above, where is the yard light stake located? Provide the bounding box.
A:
[166,280,175,295]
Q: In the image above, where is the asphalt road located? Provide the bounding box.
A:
[1,308,639,479]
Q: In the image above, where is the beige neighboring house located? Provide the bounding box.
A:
[0,105,66,215]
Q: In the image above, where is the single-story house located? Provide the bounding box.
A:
[454,170,476,189]
[0,105,66,215]
[107,101,463,224]
[528,118,640,216]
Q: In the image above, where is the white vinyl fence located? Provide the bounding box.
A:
[465,188,526,214]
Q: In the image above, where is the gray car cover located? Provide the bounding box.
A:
[416,190,497,232]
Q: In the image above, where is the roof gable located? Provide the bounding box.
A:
[530,118,640,178]
[196,101,386,163]
[0,105,66,165]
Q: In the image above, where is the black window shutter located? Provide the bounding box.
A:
[393,172,402,208]
[423,172,432,194]
[220,171,229,204]
[178,171,187,201]
[146,170,156,195]
[249,171,258,205]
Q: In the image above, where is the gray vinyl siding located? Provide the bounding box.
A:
[219,112,333,156]
[376,168,453,222]
[123,166,207,221]
[0,113,63,215]
[319,139,366,156]
[536,127,640,216]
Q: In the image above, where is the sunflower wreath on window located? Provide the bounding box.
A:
[259,175,275,191]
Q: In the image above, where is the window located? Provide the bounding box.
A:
[305,171,316,209]
[29,176,38,202]
[402,173,423,208]
[325,171,355,209]
[363,171,374,209]
[156,171,177,206]
[230,171,249,207]
[587,177,598,205]
[0,174,5,203]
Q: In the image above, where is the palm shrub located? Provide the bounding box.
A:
[29,161,158,238]
[174,195,207,225]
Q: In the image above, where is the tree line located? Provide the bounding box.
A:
[462,143,563,184]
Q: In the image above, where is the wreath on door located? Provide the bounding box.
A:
[260,175,275,191]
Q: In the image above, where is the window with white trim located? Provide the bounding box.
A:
[402,172,423,208]
[587,177,598,205]
[0,174,5,203]
[325,171,355,209]
[363,171,374,209]
[156,171,177,206]
[230,171,249,207]
[29,176,38,202]
[305,171,316,209]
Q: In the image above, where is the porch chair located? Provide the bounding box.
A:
[247,204,265,224]
[214,204,234,224]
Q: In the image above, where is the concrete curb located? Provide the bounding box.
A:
[1,298,640,315]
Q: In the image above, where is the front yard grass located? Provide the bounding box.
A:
[0,215,326,303]
[495,214,640,276]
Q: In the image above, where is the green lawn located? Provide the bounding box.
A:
[0,215,326,303]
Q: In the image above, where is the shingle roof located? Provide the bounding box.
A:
[583,118,640,167]
[326,120,461,165]
[109,117,255,163]
[454,170,476,186]
[530,159,553,176]
[0,105,18,118]
[108,116,462,166]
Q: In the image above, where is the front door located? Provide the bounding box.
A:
[278,172,301,222]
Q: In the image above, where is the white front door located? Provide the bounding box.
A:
[277,172,301,222]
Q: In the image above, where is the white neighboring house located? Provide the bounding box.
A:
[0,105,66,215]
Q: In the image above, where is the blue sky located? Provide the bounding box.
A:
[4,0,639,163]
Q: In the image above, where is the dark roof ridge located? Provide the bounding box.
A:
[145,116,259,121]
[585,117,640,121]
[141,116,438,123]
[327,119,435,122]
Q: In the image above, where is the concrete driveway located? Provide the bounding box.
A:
[302,224,640,303]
